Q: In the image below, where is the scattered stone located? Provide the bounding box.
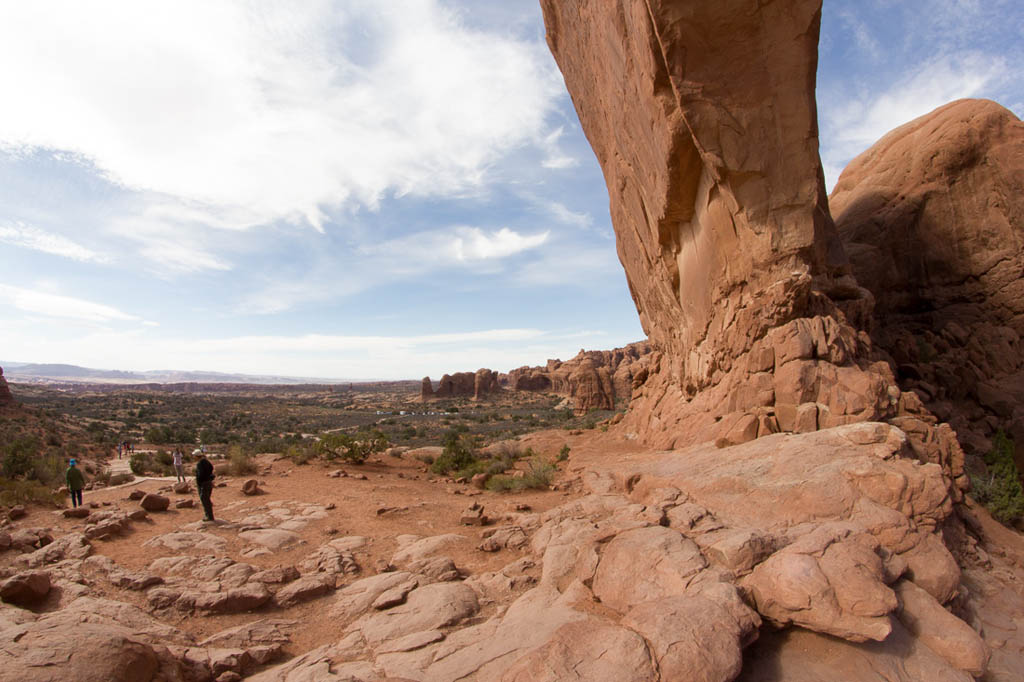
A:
[127,489,145,501]
[242,479,261,496]
[471,473,489,489]
[328,470,347,478]
[325,503,336,510]
[0,570,51,605]
[7,506,26,520]
[128,509,149,522]
[139,494,170,512]
[62,507,90,518]
[460,502,487,526]
[251,566,300,585]
[274,574,336,607]
[175,499,195,509]
[173,481,190,494]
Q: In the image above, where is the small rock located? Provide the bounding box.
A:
[62,507,90,519]
[216,672,242,682]
[353,474,368,481]
[7,506,26,520]
[127,490,145,501]
[325,503,336,510]
[242,479,261,496]
[471,473,489,489]
[173,481,190,494]
[0,570,51,605]
[175,499,195,509]
[128,509,149,522]
[328,470,347,478]
[460,502,487,526]
[139,494,170,512]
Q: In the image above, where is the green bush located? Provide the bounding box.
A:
[228,446,257,476]
[287,444,314,465]
[557,444,570,461]
[520,455,556,490]
[0,478,63,508]
[129,453,147,475]
[972,431,1024,525]
[316,431,389,465]
[431,430,477,475]
[2,437,39,478]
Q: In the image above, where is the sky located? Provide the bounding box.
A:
[0,0,1020,381]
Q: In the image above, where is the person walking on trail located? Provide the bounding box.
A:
[195,451,215,522]
[65,459,85,508]
[172,448,186,483]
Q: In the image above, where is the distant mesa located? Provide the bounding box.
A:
[422,342,651,414]
[0,366,14,406]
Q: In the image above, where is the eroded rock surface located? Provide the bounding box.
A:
[831,99,1024,461]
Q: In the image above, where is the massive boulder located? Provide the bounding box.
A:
[0,366,14,406]
[830,99,1024,458]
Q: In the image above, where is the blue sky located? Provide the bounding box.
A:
[0,0,1020,380]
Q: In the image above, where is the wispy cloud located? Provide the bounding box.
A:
[0,1,564,238]
[820,53,1009,189]
[365,225,550,265]
[0,222,109,263]
[0,283,139,322]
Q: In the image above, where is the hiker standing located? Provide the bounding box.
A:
[173,448,186,483]
[195,451,215,522]
[65,458,85,508]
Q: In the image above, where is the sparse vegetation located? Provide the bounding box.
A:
[971,430,1024,525]
[228,446,257,475]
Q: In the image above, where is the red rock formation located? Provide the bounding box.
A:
[831,99,1024,457]
[505,342,652,413]
[538,0,968,496]
[421,369,501,402]
[0,366,14,406]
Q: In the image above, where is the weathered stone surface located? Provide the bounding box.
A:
[139,493,169,512]
[0,570,51,605]
[274,574,335,608]
[501,620,658,682]
[895,580,989,677]
[242,479,261,495]
[421,369,500,401]
[239,528,302,552]
[348,582,479,647]
[832,98,1024,464]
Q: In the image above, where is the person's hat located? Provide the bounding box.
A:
[69,458,77,465]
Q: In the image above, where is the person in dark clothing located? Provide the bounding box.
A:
[65,458,85,508]
[195,453,215,521]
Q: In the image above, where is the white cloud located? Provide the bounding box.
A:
[0,222,109,263]
[538,126,579,169]
[0,283,139,322]
[545,201,593,229]
[366,225,549,265]
[820,53,1009,189]
[0,1,563,235]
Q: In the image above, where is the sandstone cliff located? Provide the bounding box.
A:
[831,99,1024,461]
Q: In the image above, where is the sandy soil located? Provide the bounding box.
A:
[5,428,643,660]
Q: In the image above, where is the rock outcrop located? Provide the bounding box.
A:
[0,366,14,406]
[505,342,652,413]
[831,99,1024,459]
[421,369,500,402]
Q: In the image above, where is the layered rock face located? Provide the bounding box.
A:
[831,99,1024,457]
[421,369,500,402]
[540,0,959,467]
[505,342,652,413]
[0,367,13,406]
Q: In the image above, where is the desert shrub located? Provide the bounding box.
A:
[972,431,1024,525]
[156,450,173,466]
[557,444,570,461]
[287,444,314,465]
[445,406,459,413]
[144,425,173,444]
[2,437,38,478]
[316,431,389,465]
[485,475,517,493]
[431,430,477,475]
[129,453,147,476]
[414,452,435,465]
[228,446,257,476]
[0,478,63,508]
[520,455,556,490]
[32,452,64,487]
